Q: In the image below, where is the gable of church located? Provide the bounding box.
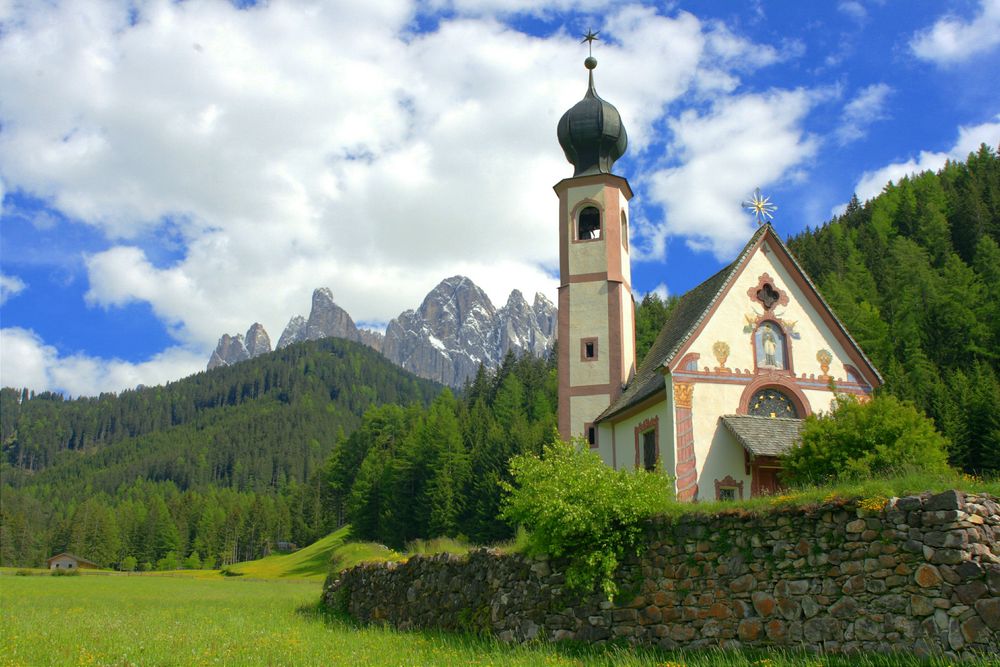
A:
[593,224,881,500]
[673,227,880,402]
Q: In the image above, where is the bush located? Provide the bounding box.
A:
[156,552,180,571]
[120,556,138,572]
[183,551,202,570]
[500,438,673,599]
[782,394,951,485]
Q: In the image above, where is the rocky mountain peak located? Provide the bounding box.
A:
[303,288,360,344]
[244,323,272,358]
[207,334,248,370]
[276,315,307,350]
[207,321,274,371]
[207,277,557,386]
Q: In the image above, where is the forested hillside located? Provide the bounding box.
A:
[326,351,557,549]
[0,338,441,568]
[786,144,1000,474]
[2,146,997,570]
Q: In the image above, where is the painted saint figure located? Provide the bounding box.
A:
[755,322,786,370]
[762,329,777,366]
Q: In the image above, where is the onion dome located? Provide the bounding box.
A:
[557,57,628,177]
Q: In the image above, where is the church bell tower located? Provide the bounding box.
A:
[555,49,636,447]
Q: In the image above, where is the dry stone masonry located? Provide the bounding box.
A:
[325,491,1000,660]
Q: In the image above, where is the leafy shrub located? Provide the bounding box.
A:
[15,569,35,576]
[183,551,203,570]
[500,439,673,599]
[120,556,137,572]
[782,394,951,485]
[156,551,180,571]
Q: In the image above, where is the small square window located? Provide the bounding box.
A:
[719,487,737,502]
[580,337,598,362]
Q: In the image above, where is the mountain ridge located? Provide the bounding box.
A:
[208,276,557,387]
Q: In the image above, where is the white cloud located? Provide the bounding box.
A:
[838,1,867,23]
[910,0,1000,64]
[649,283,669,301]
[836,83,891,145]
[850,116,1000,204]
[0,327,206,396]
[423,0,615,16]
[641,89,819,260]
[0,1,803,392]
[0,273,26,304]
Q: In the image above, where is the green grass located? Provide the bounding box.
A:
[657,469,1000,519]
[405,536,475,557]
[219,526,401,581]
[2,574,989,666]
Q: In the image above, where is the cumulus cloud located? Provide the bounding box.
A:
[0,327,206,396]
[836,83,891,145]
[849,116,1000,205]
[649,283,669,301]
[0,1,811,393]
[641,89,819,260]
[0,274,27,304]
[910,0,1000,64]
[838,1,867,23]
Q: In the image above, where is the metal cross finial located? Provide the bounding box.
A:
[742,187,777,226]
[581,29,600,57]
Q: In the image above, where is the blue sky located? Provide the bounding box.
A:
[1,0,999,396]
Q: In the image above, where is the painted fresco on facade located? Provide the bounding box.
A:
[755,321,787,369]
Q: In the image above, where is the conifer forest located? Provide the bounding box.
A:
[2,145,999,569]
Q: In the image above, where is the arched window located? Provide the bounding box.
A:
[747,388,799,419]
[577,206,601,240]
[754,321,788,370]
[621,211,628,250]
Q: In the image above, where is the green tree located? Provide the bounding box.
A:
[501,439,674,599]
[781,395,951,484]
[635,292,676,366]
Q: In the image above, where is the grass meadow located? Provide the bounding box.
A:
[2,573,996,667]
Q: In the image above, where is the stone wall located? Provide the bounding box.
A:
[324,491,1000,660]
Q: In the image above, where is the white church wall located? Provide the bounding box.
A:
[688,383,745,493]
[567,281,610,388]
[570,392,611,441]
[608,397,674,478]
[699,423,752,501]
[566,183,610,277]
[803,388,840,416]
[620,288,636,383]
[615,189,632,286]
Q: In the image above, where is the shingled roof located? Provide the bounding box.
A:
[720,415,803,457]
[596,225,769,422]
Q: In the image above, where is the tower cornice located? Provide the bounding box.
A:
[553,173,633,200]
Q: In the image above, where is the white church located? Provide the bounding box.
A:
[554,54,882,501]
